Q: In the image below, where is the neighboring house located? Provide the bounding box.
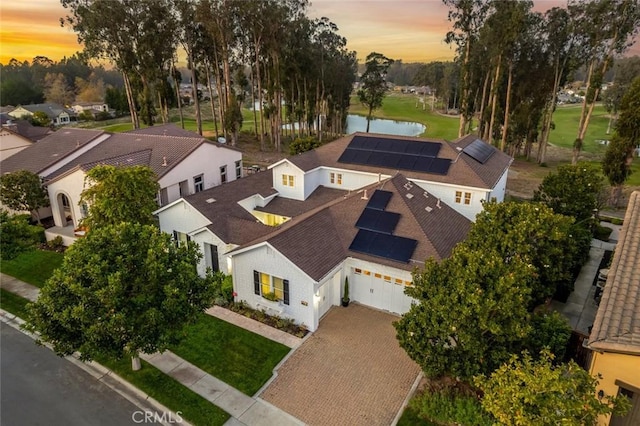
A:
[155,132,511,331]
[71,102,115,119]
[1,113,52,142]
[586,190,640,426]
[8,103,75,126]
[0,124,242,244]
[0,125,34,161]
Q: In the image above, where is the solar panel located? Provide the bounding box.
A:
[398,155,417,170]
[463,139,495,164]
[367,190,393,210]
[419,143,441,157]
[337,148,357,163]
[349,230,417,263]
[428,158,452,175]
[349,135,370,149]
[414,158,434,172]
[355,209,400,234]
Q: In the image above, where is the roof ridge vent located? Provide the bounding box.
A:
[206,198,216,204]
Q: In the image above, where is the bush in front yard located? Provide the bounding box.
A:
[409,388,493,426]
[0,211,44,260]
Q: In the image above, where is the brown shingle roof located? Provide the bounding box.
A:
[284,132,512,190]
[46,133,209,181]
[254,174,471,281]
[0,128,105,174]
[127,124,241,152]
[588,191,640,355]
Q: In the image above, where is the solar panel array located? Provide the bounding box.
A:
[350,189,417,263]
[338,135,451,175]
[462,139,495,164]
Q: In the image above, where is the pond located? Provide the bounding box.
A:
[345,115,426,137]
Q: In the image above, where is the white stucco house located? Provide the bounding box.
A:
[0,124,242,245]
[155,132,512,331]
[0,125,34,161]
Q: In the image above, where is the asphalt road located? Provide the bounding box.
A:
[1,324,145,426]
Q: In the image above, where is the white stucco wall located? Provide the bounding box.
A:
[0,130,33,161]
[158,143,242,205]
[231,243,317,331]
[488,168,509,203]
[47,169,86,228]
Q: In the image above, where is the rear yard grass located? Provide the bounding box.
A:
[170,313,291,396]
[0,249,64,287]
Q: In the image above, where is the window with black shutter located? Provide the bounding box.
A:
[283,279,289,305]
[253,271,260,295]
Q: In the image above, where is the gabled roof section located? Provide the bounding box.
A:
[588,191,640,355]
[127,124,242,152]
[238,173,471,281]
[45,132,207,180]
[286,132,512,190]
[17,103,72,119]
[0,128,105,174]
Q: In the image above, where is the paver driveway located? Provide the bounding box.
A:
[260,303,421,426]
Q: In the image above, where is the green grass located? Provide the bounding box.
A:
[0,249,64,287]
[548,104,611,154]
[397,406,439,426]
[95,356,230,426]
[0,288,30,318]
[170,314,290,396]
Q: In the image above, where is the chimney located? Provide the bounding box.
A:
[361,189,369,200]
[162,156,168,167]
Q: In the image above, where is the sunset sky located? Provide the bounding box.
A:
[0,0,636,66]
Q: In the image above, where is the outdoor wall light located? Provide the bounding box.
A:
[597,390,605,400]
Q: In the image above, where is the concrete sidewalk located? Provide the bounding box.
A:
[0,273,304,426]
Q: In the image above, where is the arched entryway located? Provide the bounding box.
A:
[56,192,75,227]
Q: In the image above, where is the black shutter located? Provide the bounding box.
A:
[172,230,178,247]
[253,271,260,295]
[283,279,290,305]
[186,234,191,242]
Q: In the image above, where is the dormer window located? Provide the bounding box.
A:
[282,174,295,187]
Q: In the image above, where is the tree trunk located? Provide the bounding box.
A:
[488,55,502,145]
[122,71,139,129]
[500,62,513,152]
[573,60,595,164]
[206,66,219,137]
[188,48,202,136]
[131,354,141,371]
[478,70,491,139]
[457,37,471,138]
[172,64,184,129]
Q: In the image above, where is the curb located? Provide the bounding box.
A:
[0,308,191,426]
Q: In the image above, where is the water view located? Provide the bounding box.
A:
[344,115,426,137]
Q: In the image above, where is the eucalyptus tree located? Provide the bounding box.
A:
[443,0,490,137]
[357,52,394,133]
[602,56,640,134]
[569,0,640,164]
[537,7,577,164]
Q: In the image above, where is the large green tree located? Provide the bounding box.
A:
[26,223,215,370]
[602,76,640,206]
[476,350,630,426]
[79,165,159,229]
[0,170,49,224]
[395,245,536,381]
[357,52,394,132]
[465,201,590,304]
[0,211,44,260]
[533,162,606,223]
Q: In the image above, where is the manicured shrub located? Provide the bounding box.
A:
[409,389,493,426]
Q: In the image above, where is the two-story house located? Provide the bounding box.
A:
[155,132,512,331]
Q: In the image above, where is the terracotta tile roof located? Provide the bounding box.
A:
[588,191,640,355]
[45,133,209,181]
[285,132,512,190]
[0,128,105,174]
[247,173,471,281]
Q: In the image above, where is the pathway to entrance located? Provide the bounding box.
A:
[260,303,421,426]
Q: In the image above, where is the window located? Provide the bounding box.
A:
[220,166,227,184]
[374,273,382,279]
[194,175,204,193]
[395,278,403,285]
[455,191,472,204]
[253,271,289,305]
[207,243,219,272]
[172,230,190,247]
[282,174,295,187]
[330,172,343,185]
[354,268,362,275]
[383,275,391,282]
[364,270,371,276]
[235,160,242,179]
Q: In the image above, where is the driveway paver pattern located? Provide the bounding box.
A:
[261,303,421,426]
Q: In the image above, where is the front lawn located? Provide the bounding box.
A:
[170,313,290,396]
[97,357,230,426]
[0,249,64,287]
[0,288,30,318]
